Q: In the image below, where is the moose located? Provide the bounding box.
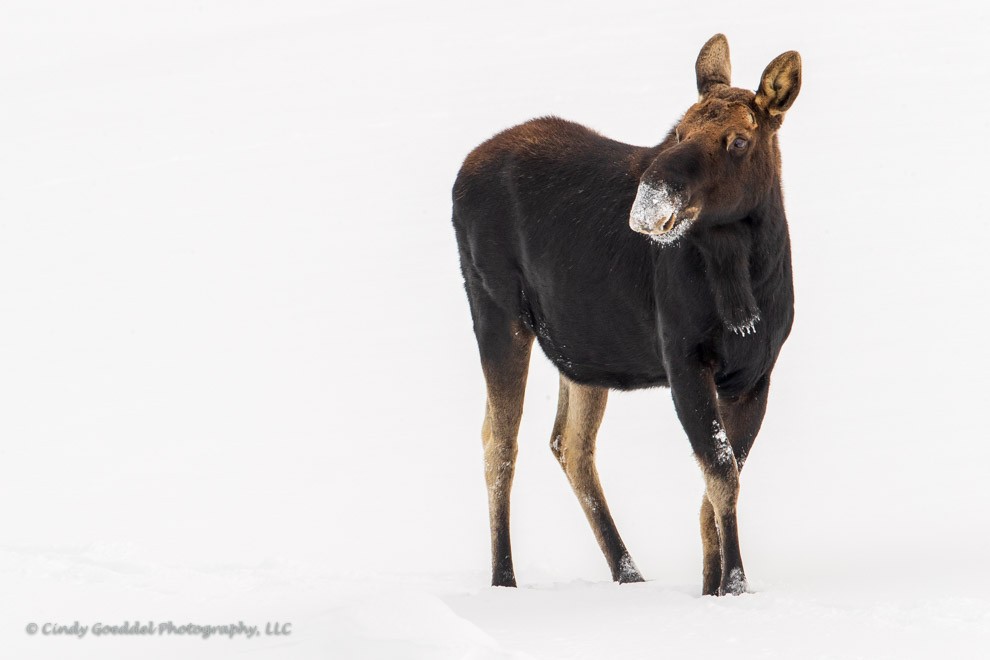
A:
[451,34,801,596]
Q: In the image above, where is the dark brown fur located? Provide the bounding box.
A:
[453,35,801,595]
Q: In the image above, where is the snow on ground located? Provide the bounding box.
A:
[2,0,989,657]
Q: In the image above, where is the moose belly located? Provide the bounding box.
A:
[522,305,668,391]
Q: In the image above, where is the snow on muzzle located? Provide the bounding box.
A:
[628,182,699,246]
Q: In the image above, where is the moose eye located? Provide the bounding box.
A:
[731,137,748,150]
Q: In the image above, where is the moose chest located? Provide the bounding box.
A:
[651,232,793,397]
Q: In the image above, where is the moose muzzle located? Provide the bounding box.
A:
[628,182,699,245]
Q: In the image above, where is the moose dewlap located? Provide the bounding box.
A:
[452,34,800,596]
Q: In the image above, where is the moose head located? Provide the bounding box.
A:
[629,34,802,243]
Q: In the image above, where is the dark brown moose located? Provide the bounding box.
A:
[452,34,801,596]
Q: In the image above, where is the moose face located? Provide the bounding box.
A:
[630,35,801,243]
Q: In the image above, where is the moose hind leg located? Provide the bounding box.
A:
[551,375,644,583]
[478,318,534,587]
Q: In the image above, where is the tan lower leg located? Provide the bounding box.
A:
[483,402,518,585]
[554,378,642,583]
[479,325,532,587]
[700,495,721,595]
[703,467,746,595]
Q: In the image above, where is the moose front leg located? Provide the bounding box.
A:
[700,375,771,594]
[668,361,747,595]
[699,496,722,596]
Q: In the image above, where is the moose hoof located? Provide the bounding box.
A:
[617,555,645,583]
[618,571,645,584]
[718,568,748,596]
[491,570,517,588]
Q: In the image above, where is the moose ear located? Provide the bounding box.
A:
[696,34,732,96]
[755,51,801,119]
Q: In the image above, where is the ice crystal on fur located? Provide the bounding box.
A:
[729,314,760,336]
[723,567,747,595]
[618,554,641,581]
[712,420,733,464]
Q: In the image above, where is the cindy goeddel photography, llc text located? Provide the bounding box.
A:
[25,620,293,640]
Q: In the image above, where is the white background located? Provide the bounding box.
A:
[2,0,988,657]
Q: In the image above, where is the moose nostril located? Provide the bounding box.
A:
[661,213,677,232]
